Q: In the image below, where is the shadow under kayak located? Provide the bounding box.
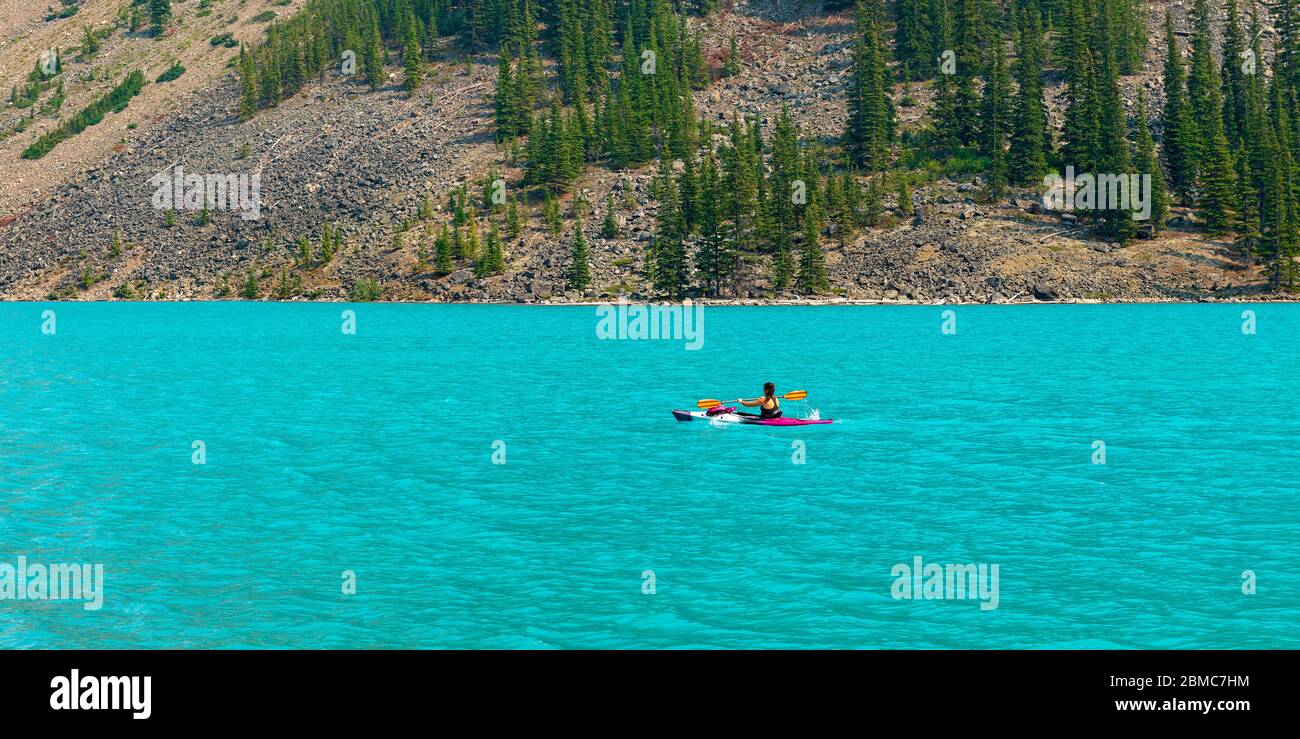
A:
[671,409,834,426]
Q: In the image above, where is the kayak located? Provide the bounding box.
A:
[671,409,834,426]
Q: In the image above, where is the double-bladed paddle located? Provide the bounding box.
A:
[696,390,808,409]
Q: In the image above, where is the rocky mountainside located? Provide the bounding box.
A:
[0,0,1287,303]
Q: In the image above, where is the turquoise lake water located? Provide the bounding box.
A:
[0,302,1296,648]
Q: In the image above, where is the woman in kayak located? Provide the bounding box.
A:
[737,383,782,420]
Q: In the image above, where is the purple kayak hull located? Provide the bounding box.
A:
[748,416,834,426]
[671,409,833,425]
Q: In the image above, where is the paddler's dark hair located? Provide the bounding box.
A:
[763,382,775,398]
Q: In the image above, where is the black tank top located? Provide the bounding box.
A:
[760,396,781,419]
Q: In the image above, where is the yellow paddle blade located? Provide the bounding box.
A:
[696,399,723,409]
[782,390,808,401]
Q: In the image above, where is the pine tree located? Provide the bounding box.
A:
[1187,0,1222,164]
[487,220,506,273]
[238,46,259,121]
[677,156,699,234]
[928,0,952,66]
[363,13,385,91]
[695,152,731,296]
[544,192,563,236]
[895,0,932,80]
[1131,91,1169,233]
[451,185,468,228]
[771,240,795,292]
[1220,0,1249,148]
[1162,13,1199,202]
[462,212,481,261]
[950,0,982,145]
[842,169,866,231]
[416,236,430,273]
[1093,12,1134,242]
[1105,0,1146,75]
[320,222,335,263]
[421,4,439,58]
[1057,0,1088,85]
[507,197,522,239]
[927,0,959,150]
[434,226,454,272]
[1262,73,1298,286]
[722,35,741,77]
[495,53,517,140]
[556,0,589,102]
[897,175,914,217]
[1280,2,1300,96]
[1061,31,1099,176]
[863,174,884,227]
[241,272,259,299]
[721,116,760,263]
[651,186,690,298]
[567,222,591,290]
[601,194,619,239]
[263,46,283,106]
[843,1,894,171]
[768,108,801,239]
[1009,3,1047,185]
[477,221,506,276]
[148,0,171,36]
[1235,145,1261,262]
[403,19,424,92]
[797,202,830,294]
[585,0,614,91]
[514,44,540,135]
[1243,13,1271,216]
[1198,127,1239,235]
[979,26,1010,200]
